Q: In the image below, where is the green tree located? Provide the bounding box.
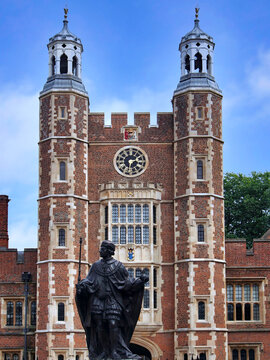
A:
[224,172,270,248]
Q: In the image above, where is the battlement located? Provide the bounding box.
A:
[88,112,174,142]
[226,235,270,267]
[0,248,37,282]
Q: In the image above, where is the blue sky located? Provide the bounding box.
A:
[0,0,269,249]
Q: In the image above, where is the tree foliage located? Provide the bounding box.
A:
[224,172,270,247]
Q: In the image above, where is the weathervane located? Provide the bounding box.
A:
[64,7,68,20]
[195,7,200,19]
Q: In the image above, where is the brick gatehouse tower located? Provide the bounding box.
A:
[36,9,226,360]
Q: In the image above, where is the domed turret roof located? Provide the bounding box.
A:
[180,9,213,44]
[48,9,82,46]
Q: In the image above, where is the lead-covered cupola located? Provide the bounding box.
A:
[175,8,221,94]
[41,9,87,95]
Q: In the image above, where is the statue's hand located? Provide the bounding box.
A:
[76,281,86,295]
[140,270,149,284]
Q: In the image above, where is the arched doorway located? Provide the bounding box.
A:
[130,343,152,360]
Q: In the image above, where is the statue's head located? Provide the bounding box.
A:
[100,240,115,258]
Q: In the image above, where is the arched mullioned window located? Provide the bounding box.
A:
[232,349,239,360]
[195,52,202,72]
[185,54,190,74]
[51,56,56,75]
[60,54,68,74]
[72,56,78,76]
[197,160,203,179]
[58,302,65,321]
[58,228,66,246]
[198,301,205,320]
[59,161,66,180]
[207,54,212,75]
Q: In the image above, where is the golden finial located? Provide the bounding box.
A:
[195,7,200,19]
[64,7,68,20]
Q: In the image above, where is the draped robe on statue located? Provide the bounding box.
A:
[76,257,145,359]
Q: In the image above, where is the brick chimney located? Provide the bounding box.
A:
[0,195,10,248]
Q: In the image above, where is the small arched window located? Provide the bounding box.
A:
[58,302,65,322]
[72,56,78,76]
[236,303,242,320]
[13,355,19,360]
[197,160,204,179]
[58,356,64,360]
[198,301,205,320]
[207,54,212,75]
[185,54,190,74]
[31,301,36,326]
[197,224,205,242]
[240,349,247,360]
[244,303,251,320]
[59,161,66,180]
[232,349,239,360]
[51,56,56,75]
[60,54,68,74]
[249,349,255,360]
[58,228,66,247]
[227,303,234,321]
[195,52,202,72]
[199,354,206,360]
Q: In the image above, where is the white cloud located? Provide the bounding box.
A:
[248,49,270,96]
[91,87,173,125]
[9,220,37,250]
[0,86,39,184]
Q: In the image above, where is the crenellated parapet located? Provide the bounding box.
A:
[88,112,173,143]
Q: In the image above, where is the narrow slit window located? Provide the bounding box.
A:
[197,160,203,179]
[197,224,205,242]
[58,302,65,321]
[198,301,205,320]
[197,107,203,119]
[105,206,108,224]
[154,290,157,309]
[153,226,157,245]
[58,228,66,246]
[59,161,66,180]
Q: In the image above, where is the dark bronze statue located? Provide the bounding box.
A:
[76,240,149,360]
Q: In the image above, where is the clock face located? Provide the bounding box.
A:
[114,147,148,177]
